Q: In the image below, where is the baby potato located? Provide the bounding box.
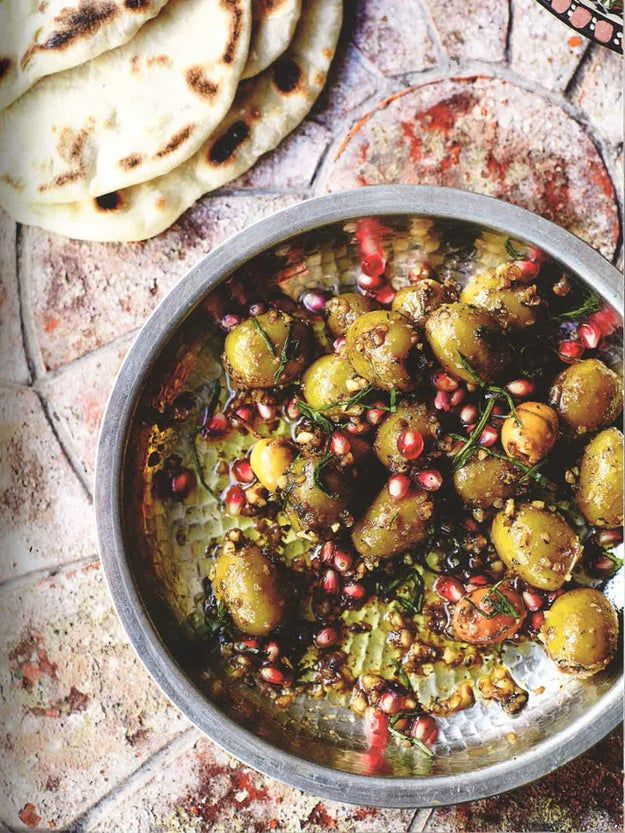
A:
[424,302,510,384]
[249,438,295,492]
[541,589,618,677]
[491,503,583,590]
[325,292,377,337]
[452,584,526,645]
[302,354,365,419]
[453,455,521,508]
[391,279,451,327]
[345,310,419,392]
[223,309,312,389]
[373,402,440,471]
[460,269,541,330]
[577,428,624,528]
[549,358,623,437]
[501,402,559,466]
[351,486,434,567]
[284,453,353,533]
[212,543,287,636]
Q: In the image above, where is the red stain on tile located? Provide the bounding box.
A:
[305,802,339,829]
[43,317,59,333]
[10,631,58,690]
[416,93,475,134]
[400,121,422,162]
[29,685,89,718]
[18,804,41,828]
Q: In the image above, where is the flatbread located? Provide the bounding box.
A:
[243,0,302,79]
[4,0,342,242]
[0,0,171,111]
[0,0,251,205]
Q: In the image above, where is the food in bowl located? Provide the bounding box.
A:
[137,216,622,763]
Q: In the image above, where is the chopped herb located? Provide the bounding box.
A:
[190,433,219,499]
[388,724,434,758]
[457,352,519,425]
[377,567,424,614]
[312,452,336,498]
[504,237,526,260]
[476,445,552,489]
[603,551,624,572]
[452,398,496,470]
[294,384,373,431]
[252,315,277,357]
[398,667,412,691]
[205,599,231,637]
[274,322,299,381]
[554,288,602,321]
[465,581,519,621]
[296,400,334,432]
[386,387,398,413]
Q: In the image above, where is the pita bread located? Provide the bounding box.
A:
[0,0,251,205]
[243,0,301,79]
[0,0,170,111]
[4,0,342,243]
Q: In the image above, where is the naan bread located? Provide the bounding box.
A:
[243,0,301,79]
[3,0,342,242]
[0,0,251,205]
[0,0,170,111]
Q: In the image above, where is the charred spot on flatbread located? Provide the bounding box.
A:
[207,120,249,165]
[120,153,142,169]
[95,191,123,211]
[155,125,195,158]
[186,66,218,99]
[37,2,119,52]
[272,57,301,94]
[124,0,150,9]
[0,58,12,81]
[221,0,245,64]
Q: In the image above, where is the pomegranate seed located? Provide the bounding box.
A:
[594,556,617,574]
[366,407,386,426]
[597,528,623,548]
[450,388,465,406]
[205,411,229,436]
[357,271,386,291]
[232,459,255,484]
[331,431,351,456]
[410,715,438,745]
[434,576,465,603]
[479,425,498,447]
[343,582,366,600]
[379,691,404,715]
[577,321,601,350]
[432,371,459,392]
[364,709,389,747]
[333,550,353,573]
[355,218,387,277]
[460,404,478,424]
[525,245,544,263]
[415,469,443,491]
[375,285,396,305]
[265,641,281,662]
[434,390,451,412]
[234,405,254,423]
[301,289,326,314]
[515,259,540,280]
[522,590,543,611]
[397,429,424,460]
[558,340,584,363]
[171,469,195,498]
[465,423,476,434]
[547,590,564,604]
[225,485,246,515]
[285,398,301,420]
[237,638,260,652]
[315,627,340,648]
[464,517,479,532]
[388,474,411,500]
[320,541,335,563]
[249,303,265,316]
[260,665,286,685]
[506,379,535,398]
[346,420,370,435]
[466,575,490,591]
[322,569,339,594]
[590,306,620,337]
[492,405,504,416]
[333,336,346,353]
[257,401,276,421]
[221,313,240,330]
[528,611,544,631]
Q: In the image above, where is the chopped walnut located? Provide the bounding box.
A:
[478,665,528,715]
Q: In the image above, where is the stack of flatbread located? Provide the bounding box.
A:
[0,0,342,241]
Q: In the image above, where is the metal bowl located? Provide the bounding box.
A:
[96,186,623,808]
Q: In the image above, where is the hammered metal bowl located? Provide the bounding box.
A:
[96,186,623,808]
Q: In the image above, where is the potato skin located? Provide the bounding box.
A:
[424,302,510,384]
[351,486,434,567]
[391,279,451,326]
[249,438,295,492]
[549,358,623,437]
[460,269,540,330]
[284,453,352,533]
[453,455,521,509]
[541,589,618,677]
[452,585,526,645]
[576,428,624,528]
[345,310,419,392]
[325,292,377,337]
[501,402,559,466]
[224,310,312,389]
[373,402,440,471]
[491,503,583,590]
[212,544,286,636]
[302,354,363,418]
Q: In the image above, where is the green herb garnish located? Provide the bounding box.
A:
[452,397,496,470]
[388,724,434,758]
[504,237,526,260]
[312,451,336,498]
[205,599,231,637]
[295,400,334,431]
[295,384,373,431]
[377,567,424,615]
[252,315,277,357]
[274,322,299,381]
[554,288,602,321]
[457,352,519,425]
[190,433,219,498]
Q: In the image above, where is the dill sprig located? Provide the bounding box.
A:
[312,452,336,498]
[295,384,374,431]
[388,723,434,758]
[456,352,519,425]
[504,237,526,260]
[274,321,299,381]
[554,288,602,322]
[252,315,277,357]
[452,398,496,470]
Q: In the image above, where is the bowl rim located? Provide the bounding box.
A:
[95,185,623,809]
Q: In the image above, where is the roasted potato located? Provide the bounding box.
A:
[424,302,510,384]
[302,354,366,419]
[501,402,559,466]
[549,358,623,437]
[576,428,624,528]
[212,543,287,636]
[373,402,440,471]
[453,454,521,508]
[250,438,295,492]
[452,584,526,645]
[325,292,377,337]
[224,310,312,389]
[284,453,353,533]
[460,268,541,330]
[391,279,452,327]
[345,310,420,392]
[491,503,583,590]
[540,589,618,676]
[351,486,434,567]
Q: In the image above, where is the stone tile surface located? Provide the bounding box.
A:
[20,195,299,371]
[423,0,508,64]
[321,76,620,258]
[571,45,624,146]
[88,735,413,833]
[0,563,189,830]
[510,0,589,91]
[0,386,96,582]
[0,211,29,385]
[424,729,624,833]
[313,40,378,126]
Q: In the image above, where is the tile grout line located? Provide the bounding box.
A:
[0,554,99,593]
[15,223,46,381]
[408,807,435,832]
